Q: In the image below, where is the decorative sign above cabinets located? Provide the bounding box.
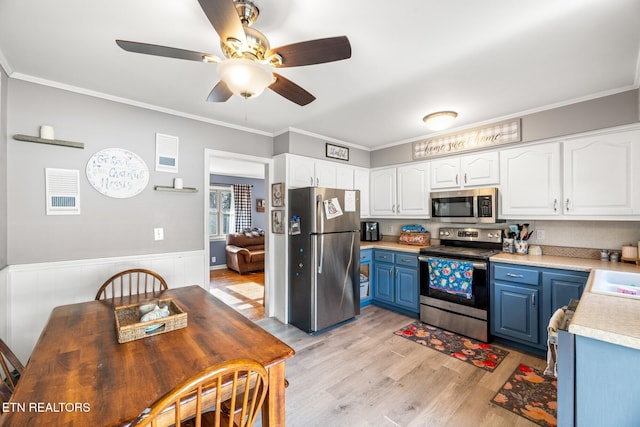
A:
[412,119,521,160]
[86,148,149,198]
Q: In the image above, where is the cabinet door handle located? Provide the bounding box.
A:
[506,273,524,278]
[392,204,396,214]
[397,205,400,214]
[464,173,468,184]
[455,174,459,185]
[566,198,570,211]
[316,177,319,186]
[531,293,536,307]
[553,198,558,212]
[310,177,313,186]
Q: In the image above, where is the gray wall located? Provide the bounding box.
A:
[0,69,7,268]
[6,79,272,265]
[370,89,640,167]
[274,130,370,168]
[209,174,266,268]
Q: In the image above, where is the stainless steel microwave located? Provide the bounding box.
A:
[430,187,500,223]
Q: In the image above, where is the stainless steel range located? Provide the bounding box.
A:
[418,227,502,342]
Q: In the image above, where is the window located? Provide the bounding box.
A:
[209,186,233,240]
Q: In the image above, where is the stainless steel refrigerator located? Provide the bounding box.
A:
[289,187,360,333]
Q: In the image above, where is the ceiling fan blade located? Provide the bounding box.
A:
[116,40,220,62]
[267,36,352,68]
[198,0,246,46]
[269,73,315,106]
[207,80,233,102]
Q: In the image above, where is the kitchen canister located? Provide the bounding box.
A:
[528,245,542,256]
[621,245,638,259]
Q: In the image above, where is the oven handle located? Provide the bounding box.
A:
[418,255,487,270]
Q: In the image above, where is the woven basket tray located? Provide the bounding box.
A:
[398,232,430,246]
[114,298,187,343]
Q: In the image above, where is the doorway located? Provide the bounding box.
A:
[204,149,273,320]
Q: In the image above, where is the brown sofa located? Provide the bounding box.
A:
[225,232,265,274]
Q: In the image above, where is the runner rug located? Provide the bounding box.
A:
[492,363,558,426]
[394,321,508,372]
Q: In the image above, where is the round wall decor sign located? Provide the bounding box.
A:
[86,148,149,198]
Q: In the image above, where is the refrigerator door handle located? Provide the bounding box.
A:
[317,196,325,274]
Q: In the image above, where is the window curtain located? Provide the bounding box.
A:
[232,184,252,232]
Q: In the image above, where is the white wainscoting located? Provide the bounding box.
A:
[0,250,205,363]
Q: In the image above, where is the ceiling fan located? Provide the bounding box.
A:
[116,0,352,106]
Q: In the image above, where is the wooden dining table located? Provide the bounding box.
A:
[0,285,295,426]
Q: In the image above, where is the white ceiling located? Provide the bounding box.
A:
[1,0,639,150]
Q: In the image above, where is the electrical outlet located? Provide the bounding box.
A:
[154,227,164,241]
[536,229,545,240]
[211,256,216,263]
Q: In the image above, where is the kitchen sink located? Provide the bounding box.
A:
[591,269,640,299]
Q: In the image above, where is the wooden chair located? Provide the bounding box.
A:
[130,358,268,427]
[0,338,25,412]
[95,269,168,301]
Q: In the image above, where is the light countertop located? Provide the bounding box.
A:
[360,241,426,253]
[491,252,640,350]
[490,252,640,272]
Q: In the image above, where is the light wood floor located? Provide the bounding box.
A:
[209,268,265,321]
[210,269,546,426]
[256,306,546,427]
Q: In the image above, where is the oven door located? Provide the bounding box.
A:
[419,255,488,310]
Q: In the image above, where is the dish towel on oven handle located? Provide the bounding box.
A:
[428,257,474,299]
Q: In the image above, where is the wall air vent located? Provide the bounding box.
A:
[45,168,80,215]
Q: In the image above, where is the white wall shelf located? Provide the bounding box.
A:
[154,185,198,193]
[13,134,84,149]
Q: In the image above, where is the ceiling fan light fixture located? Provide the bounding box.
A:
[423,111,458,131]
[218,58,274,99]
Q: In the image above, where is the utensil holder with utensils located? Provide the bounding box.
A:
[515,240,529,254]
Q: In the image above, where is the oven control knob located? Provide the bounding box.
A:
[487,233,493,238]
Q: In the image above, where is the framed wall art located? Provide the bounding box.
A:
[155,133,179,173]
[272,182,285,207]
[272,210,284,234]
[326,143,349,161]
[256,198,266,212]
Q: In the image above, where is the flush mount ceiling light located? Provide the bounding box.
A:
[217,58,274,99]
[423,111,458,131]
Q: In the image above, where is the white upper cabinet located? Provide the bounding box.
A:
[563,129,640,216]
[500,127,640,219]
[430,152,499,190]
[370,167,397,216]
[336,164,355,190]
[370,163,429,217]
[500,142,562,217]
[353,168,370,217]
[288,155,317,188]
[287,154,342,188]
[314,160,338,188]
[286,153,368,215]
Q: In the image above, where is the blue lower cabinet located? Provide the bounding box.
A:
[492,282,539,345]
[373,262,394,304]
[541,270,588,345]
[372,250,419,317]
[395,266,419,311]
[491,263,588,352]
